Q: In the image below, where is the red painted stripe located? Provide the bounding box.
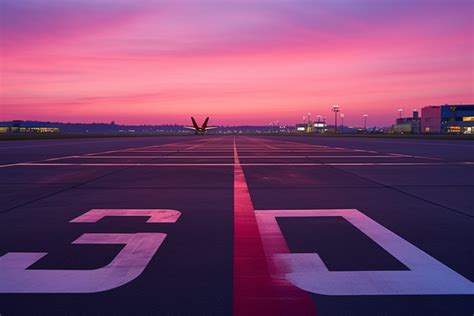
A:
[233,138,317,316]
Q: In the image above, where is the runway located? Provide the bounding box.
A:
[0,136,473,315]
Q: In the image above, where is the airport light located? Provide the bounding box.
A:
[332,105,340,133]
[363,114,368,132]
[340,113,345,133]
[398,108,403,119]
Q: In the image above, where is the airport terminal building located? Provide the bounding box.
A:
[392,110,421,134]
[421,104,474,134]
[0,121,60,134]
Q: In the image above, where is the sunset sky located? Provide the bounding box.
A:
[1,0,473,126]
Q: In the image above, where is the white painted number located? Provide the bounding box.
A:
[0,209,180,293]
[255,209,474,295]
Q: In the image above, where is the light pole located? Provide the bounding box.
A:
[363,114,368,132]
[332,105,340,133]
[340,113,345,133]
[398,108,403,120]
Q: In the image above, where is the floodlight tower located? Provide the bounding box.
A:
[398,108,403,119]
[332,105,340,133]
[363,114,368,132]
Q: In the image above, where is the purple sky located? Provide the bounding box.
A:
[1,0,473,126]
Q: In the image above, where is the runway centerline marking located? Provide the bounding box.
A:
[233,138,317,315]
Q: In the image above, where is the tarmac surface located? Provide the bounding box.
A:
[0,136,473,315]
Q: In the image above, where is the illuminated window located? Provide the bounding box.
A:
[463,116,474,122]
[447,126,461,133]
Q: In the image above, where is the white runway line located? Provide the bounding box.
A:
[0,138,225,169]
[0,139,150,150]
[270,138,446,160]
[127,150,361,153]
[57,155,410,159]
[124,150,189,153]
[0,163,27,168]
[251,137,446,160]
[45,155,90,161]
[12,162,469,167]
[0,137,453,168]
[387,153,442,161]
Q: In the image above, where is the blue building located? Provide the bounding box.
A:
[421,104,474,134]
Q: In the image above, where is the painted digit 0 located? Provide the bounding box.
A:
[255,209,474,295]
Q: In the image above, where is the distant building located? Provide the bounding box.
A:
[0,121,60,134]
[312,121,327,133]
[392,110,421,134]
[295,121,327,133]
[295,123,309,133]
[421,104,474,134]
[0,127,61,133]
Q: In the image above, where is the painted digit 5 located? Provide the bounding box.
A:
[0,209,180,293]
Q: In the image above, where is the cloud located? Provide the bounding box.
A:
[0,0,153,54]
[1,0,473,125]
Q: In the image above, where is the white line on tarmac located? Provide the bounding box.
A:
[129,150,358,153]
[0,139,149,150]
[387,153,442,161]
[11,162,469,167]
[0,163,26,168]
[260,137,448,160]
[54,155,405,159]
[0,138,224,168]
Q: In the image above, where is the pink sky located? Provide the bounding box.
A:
[1,0,473,126]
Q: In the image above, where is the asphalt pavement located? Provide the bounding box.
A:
[0,136,473,315]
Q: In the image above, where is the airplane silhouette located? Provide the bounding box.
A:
[184,117,217,135]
